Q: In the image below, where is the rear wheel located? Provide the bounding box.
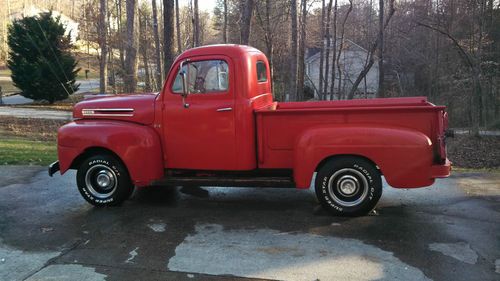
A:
[315,156,382,216]
[76,154,134,206]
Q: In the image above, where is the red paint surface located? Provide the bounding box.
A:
[57,44,450,188]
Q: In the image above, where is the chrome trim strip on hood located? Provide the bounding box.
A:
[82,108,134,117]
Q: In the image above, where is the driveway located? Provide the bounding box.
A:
[0,167,498,281]
[0,79,99,105]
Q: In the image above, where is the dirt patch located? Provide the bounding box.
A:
[447,134,500,169]
[0,117,65,142]
[455,172,500,197]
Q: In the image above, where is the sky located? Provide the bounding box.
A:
[178,0,218,12]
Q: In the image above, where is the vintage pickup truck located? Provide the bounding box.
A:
[49,44,451,216]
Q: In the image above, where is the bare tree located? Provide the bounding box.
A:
[240,0,254,45]
[318,0,325,99]
[139,8,152,92]
[124,0,139,93]
[175,0,182,52]
[333,0,352,100]
[223,0,228,43]
[98,0,108,94]
[329,0,338,100]
[377,0,385,97]
[323,0,333,100]
[347,0,395,99]
[417,22,483,135]
[163,0,175,73]
[194,0,200,46]
[297,0,307,100]
[255,0,274,80]
[117,0,125,70]
[152,0,163,90]
[289,0,298,101]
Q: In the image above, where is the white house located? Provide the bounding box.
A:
[305,38,379,100]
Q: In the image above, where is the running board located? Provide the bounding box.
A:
[152,176,295,188]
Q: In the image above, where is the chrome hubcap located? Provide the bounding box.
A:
[328,168,368,207]
[337,175,359,196]
[96,171,113,188]
[85,165,117,199]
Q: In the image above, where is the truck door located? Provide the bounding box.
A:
[162,56,237,170]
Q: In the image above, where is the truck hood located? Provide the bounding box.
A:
[73,93,158,125]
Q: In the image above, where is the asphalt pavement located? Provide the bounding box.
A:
[0,107,72,120]
[0,79,99,105]
[0,167,498,281]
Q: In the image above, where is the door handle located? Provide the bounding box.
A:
[216,107,233,112]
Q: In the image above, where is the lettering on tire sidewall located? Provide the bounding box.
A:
[320,163,376,211]
[82,158,120,204]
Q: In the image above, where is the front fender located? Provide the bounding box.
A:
[293,125,434,189]
[58,120,163,186]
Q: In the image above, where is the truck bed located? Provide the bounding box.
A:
[255,97,447,187]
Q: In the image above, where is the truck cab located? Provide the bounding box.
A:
[50,45,451,216]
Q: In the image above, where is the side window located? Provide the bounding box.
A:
[256,61,267,83]
[172,60,229,94]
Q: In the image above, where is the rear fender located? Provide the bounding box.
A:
[58,120,163,186]
[293,126,434,189]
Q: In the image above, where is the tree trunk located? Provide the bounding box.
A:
[163,0,175,74]
[152,0,163,91]
[264,0,273,83]
[323,0,333,100]
[194,0,200,47]
[175,0,182,52]
[297,0,307,101]
[255,0,274,88]
[377,0,385,98]
[289,0,298,101]
[318,0,325,99]
[329,0,338,100]
[334,0,352,100]
[348,0,395,99]
[98,0,108,94]
[240,0,254,45]
[139,11,152,92]
[117,0,125,70]
[223,0,228,43]
[124,0,138,93]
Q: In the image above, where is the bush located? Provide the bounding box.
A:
[7,12,79,103]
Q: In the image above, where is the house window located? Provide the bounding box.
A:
[256,61,267,83]
[172,60,229,94]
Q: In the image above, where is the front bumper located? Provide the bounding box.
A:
[431,159,452,178]
[48,161,60,177]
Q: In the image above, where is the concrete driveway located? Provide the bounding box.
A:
[0,167,498,281]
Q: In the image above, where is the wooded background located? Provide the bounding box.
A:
[0,0,498,132]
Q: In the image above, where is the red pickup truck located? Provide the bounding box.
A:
[49,44,451,216]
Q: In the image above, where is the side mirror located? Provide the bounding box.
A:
[179,60,190,108]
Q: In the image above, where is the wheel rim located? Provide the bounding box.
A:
[327,168,369,207]
[85,164,117,199]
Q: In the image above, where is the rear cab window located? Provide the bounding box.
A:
[256,61,267,83]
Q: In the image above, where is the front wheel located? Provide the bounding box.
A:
[315,156,382,216]
[76,154,134,206]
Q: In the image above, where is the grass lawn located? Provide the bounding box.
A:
[0,67,19,94]
[0,68,11,77]
[0,117,62,165]
[0,80,19,94]
[0,137,56,165]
